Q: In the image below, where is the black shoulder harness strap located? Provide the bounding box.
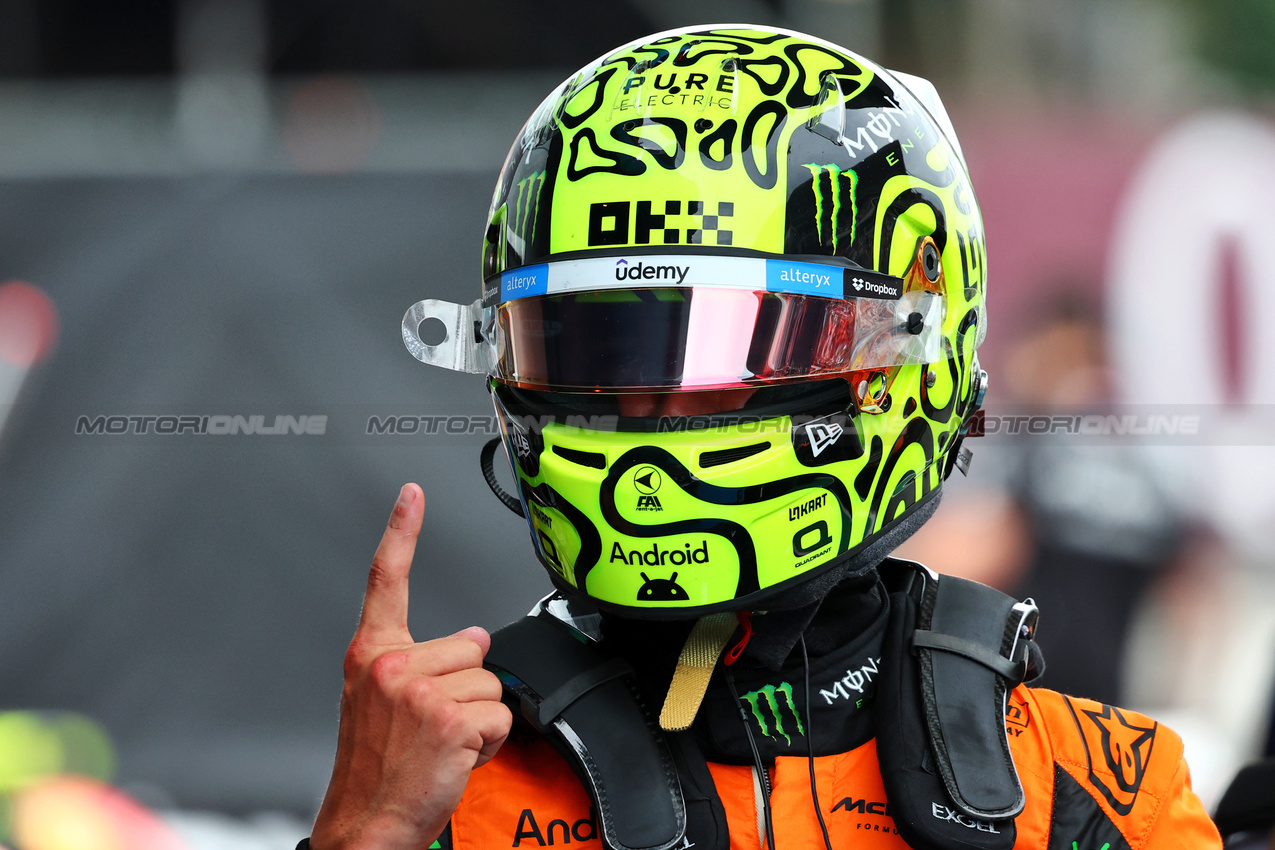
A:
[487,564,1041,850]
[875,558,1041,850]
[485,604,688,850]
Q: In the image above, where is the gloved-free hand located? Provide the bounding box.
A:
[310,484,512,850]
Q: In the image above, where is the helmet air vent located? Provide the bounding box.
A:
[699,441,770,469]
[552,445,607,469]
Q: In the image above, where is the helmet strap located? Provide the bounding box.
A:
[480,437,526,517]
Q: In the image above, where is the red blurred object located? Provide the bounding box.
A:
[0,280,59,368]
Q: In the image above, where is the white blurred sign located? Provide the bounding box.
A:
[1108,112,1275,559]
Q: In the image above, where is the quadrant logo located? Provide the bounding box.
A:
[738,682,805,744]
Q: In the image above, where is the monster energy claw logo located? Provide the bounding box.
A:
[512,172,545,245]
[739,682,805,744]
[803,164,857,253]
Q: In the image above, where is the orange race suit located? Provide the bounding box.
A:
[437,572,1221,850]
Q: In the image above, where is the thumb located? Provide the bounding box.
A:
[449,625,492,656]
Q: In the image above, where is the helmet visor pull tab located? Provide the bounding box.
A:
[402,297,494,374]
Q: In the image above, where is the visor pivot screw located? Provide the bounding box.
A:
[906,311,925,335]
[925,370,937,388]
[922,242,941,282]
[879,394,892,412]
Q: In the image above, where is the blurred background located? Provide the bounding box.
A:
[1,0,1274,847]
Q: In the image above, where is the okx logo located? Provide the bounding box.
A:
[588,199,734,247]
[803,164,858,253]
[739,682,805,744]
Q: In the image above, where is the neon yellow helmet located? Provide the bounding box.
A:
[405,25,988,618]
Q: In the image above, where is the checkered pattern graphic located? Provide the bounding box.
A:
[587,200,734,247]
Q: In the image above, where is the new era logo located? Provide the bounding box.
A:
[806,422,843,457]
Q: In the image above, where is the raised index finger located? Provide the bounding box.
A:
[356,483,424,642]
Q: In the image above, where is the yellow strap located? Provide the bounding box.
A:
[659,613,737,731]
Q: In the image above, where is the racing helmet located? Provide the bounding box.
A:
[404,25,988,619]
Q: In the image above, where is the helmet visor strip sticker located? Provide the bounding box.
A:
[491,253,892,302]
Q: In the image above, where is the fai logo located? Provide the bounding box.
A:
[805,422,844,457]
[633,466,661,493]
[1073,700,1157,816]
[634,466,664,511]
[738,682,805,744]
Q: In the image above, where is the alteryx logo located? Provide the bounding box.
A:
[765,260,843,298]
[500,264,548,301]
[614,259,689,284]
[738,682,805,744]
